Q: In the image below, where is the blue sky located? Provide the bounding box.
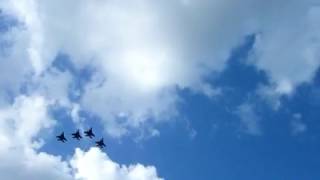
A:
[41,33,320,180]
[1,1,320,180]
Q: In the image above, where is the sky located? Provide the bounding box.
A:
[0,0,320,180]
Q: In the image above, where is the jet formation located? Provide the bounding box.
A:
[56,128,105,149]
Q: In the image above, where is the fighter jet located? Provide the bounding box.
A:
[84,128,95,139]
[72,129,82,140]
[56,132,67,143]
[95,138,106,149]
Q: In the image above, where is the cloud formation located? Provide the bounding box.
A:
[1,0,320,137]
[251,1,320,95]
[71,148,163,180]
[0,95,72,180]
[0,0,320,136]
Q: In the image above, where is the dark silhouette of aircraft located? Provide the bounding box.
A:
[56,132,67,143]
[84,128,95,139]
[96,138,106,149]
[72,129,82,140]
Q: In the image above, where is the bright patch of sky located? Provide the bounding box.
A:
[1,0,320,179]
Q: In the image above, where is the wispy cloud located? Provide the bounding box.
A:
[235,103,262,136]
[291,113,307,135]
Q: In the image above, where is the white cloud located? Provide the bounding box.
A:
[0,26,33,107]
[71,148,163,180]
[35,68,73,106]
[0,148,73,180]
[1,0,320,136]
[235,103,262,136]
[0,95,54,149]
[0,0,258,136]
[251,1,320,95]
[0,95,73,180]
